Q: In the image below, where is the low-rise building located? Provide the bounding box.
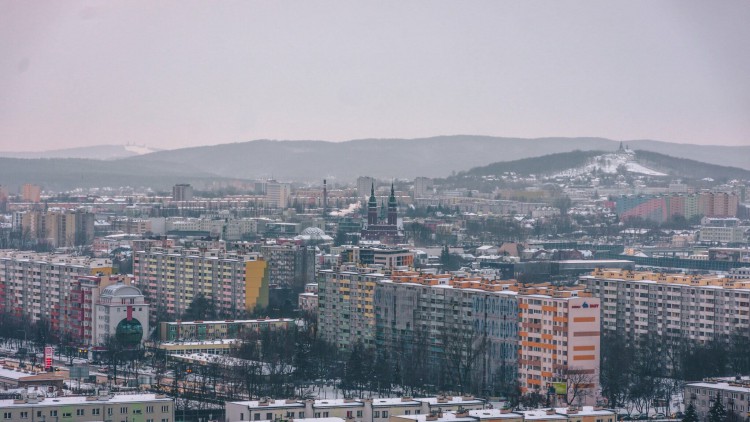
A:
[0,392,174,422]
[159,318,294,342]
[225,396,486,422]
[684,377,750,421]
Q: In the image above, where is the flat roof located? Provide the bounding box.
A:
[0,394,171,408]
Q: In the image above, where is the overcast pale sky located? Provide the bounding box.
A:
[1,1,749,152]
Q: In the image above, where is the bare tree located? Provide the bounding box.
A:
[563,367,597,406]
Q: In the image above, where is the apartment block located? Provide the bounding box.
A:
[260,244,316,291]
[0,392,174,422]
[133,247,269,320]
[21,184,41,203]
[375,272,519,392]
[318,265,385,348]
[318,266,599,401]
[517,285,600,404]
[158,317,294,341]
[0,251,112,327]
[581,268,750,345]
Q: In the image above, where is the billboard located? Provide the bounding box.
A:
[44,346,53,370]
[552,381,567,395]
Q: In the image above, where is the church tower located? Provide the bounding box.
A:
[387,183,398,225]
[367,183,378,226]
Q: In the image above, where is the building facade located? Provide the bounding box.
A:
[93,283,150,347]
[684,377,750,421]
[517,286,600,405]
[133,247,269,320]
[158,318,294,341]
[0,251,112,329]
[0,392,174,422]
[581,268,750,346]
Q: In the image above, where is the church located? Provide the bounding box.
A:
[360,183,404,244]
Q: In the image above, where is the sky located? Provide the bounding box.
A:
[1,1,749,152]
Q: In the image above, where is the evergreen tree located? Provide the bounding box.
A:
[182,294,215,321]
[682,403,698,422]
[708,393,727,422]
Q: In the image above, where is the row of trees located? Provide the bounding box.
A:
[601,332,750,417]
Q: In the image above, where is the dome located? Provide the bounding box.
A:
[301,227,326,237]
[101,283,143,297]
[296,227,333,243]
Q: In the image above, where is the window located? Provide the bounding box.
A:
[405,411,411,415]
[323,412,329,418]
[374,411,381,418]
[266,413,272,420]
[148,419,155,422]
[108,409,113,416]
[382,411,388,418]
[357,411,363,417]
[76,409,85,416]
[50,411,58,417]
[299,412,304,418]
[162,406,170,413]
[92,409,100,416]
[147,406,154,413]
[161,419,169,422]
[3,413,11,419]
[347,411,353,418]
[254,414,261,420]
[20,412,28,419]
[36,412,42,418]
[121,407,128,414]
[240,413,244,421]
[315,413,321,418]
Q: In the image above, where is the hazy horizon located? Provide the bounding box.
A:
[2,1,749,152]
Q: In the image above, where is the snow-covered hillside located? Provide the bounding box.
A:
[554,147,666,177]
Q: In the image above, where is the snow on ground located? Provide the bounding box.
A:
[124,144,158,155]
[553,151,665,178]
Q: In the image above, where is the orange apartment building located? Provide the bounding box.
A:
[517,285,600,405]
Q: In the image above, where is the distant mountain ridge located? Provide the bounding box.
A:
[0,136,747,191]
[122,136,750,182]
[0,144,161,160]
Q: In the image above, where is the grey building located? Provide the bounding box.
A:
[684,378,750,420]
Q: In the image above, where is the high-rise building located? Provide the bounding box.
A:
[517,286,600,404]
[17,210,95,248]
[319,266,599,401]
[172,183,194,201]
[375,272,519,392]
[0,252,113,331]
[133,247,268,320]
[21,184,41,203]
[357,176,375,198]
[266,181,291,208]
[260,244,315,291]
[414,177,433,198]
[581,268,750,346]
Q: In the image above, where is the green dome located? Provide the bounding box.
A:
[115,318,143,347]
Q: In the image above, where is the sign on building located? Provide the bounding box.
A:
[44,346,53,370]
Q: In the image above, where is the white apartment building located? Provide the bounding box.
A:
[684,377,750,420]
[226,396,486,422]
[93,283,150,346]
[580,269,750,344]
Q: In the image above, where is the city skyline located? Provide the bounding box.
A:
[2,1,750,152]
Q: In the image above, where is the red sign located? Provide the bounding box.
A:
[44,346,53,370]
